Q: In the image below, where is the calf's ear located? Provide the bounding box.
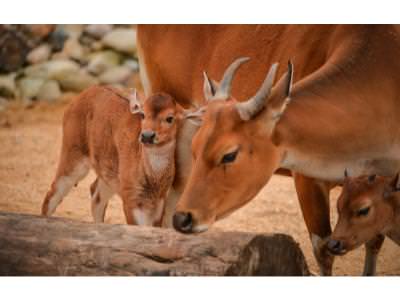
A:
[129,89,144,114]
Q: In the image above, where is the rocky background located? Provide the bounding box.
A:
[0,24,139,111]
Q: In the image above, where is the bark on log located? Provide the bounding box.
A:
[0,212,309,276]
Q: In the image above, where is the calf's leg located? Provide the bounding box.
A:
[42,155,89,216]
[90,178,115,223]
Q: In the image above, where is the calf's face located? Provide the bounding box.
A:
[131,92,181,146]
[328,174,398,255]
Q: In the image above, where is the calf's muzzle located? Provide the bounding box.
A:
[140,131,156,144]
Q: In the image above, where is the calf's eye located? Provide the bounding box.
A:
[356,206,370,217]
[221,150,238,164]
[166,116,174,124]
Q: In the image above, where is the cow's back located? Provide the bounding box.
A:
[137,25,346,107]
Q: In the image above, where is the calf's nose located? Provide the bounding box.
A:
[327,239,346,255]
[141,131,156,144]
[173,212,193,233]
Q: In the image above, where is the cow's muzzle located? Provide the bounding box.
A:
[173,212,193,233]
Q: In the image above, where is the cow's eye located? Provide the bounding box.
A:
[356,206,370,217]
[166,116,174,124]
[221,150,238,164]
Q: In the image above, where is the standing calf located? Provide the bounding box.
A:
[327,172,400,275]
[42,85,187,226]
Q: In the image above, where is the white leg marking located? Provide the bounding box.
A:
[133,209,152,226]
[311,233,323,252]
[47,160,89,215]
[91,179,114,223]
[311,233,331,276]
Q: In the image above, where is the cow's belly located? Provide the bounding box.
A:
[281,147,400,181]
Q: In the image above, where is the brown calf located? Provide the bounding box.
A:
[41,85,187,226]
[328,173,400,275]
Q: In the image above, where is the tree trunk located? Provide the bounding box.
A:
[0,212,309,276]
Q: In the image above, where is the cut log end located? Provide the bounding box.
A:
[0,212,309,276]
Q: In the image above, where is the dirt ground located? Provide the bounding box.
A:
[0,99,399,276]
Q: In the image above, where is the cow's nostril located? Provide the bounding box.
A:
[173,212,193,233]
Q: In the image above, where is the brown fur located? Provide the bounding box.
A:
[329,174,400,275]
[332,175,400,251]
[138,25,400,275]
[41,85,183,226]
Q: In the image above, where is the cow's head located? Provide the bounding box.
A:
[173,57,294,233]
[327,172,398,255]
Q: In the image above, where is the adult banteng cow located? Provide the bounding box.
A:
[136,25,400,275]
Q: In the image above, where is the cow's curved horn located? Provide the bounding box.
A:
[235,63,279,121]
[211,57,250,101]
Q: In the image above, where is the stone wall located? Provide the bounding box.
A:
[0,24,139,108]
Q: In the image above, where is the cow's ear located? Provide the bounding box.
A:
[203,71,219,101]
[273,60,293,101]
[183,106,206,126]
[129,89,144,114]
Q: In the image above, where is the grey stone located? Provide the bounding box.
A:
[60,24,84,40]
[84,24,113,39]
[56,70,98,92]
[24,59,80,80]
[90,41,104,51]
[18,77,45,99]
[60,38,88,62]
[123,59,139,72]
[37,80,62,102]
[102,28,137,55]
[87,50,121,75]
[0,73,17,98]
[26,43,52,65]
[99,65,132,84]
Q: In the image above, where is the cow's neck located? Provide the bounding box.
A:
[273,53,400,181]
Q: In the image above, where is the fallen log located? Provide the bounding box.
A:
[0,212,309,276]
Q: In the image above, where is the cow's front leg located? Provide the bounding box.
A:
[293,173,335,276]
[363,234,385,276]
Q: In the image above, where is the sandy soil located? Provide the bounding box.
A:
[0,99,399,276]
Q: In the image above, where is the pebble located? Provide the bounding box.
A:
[99,65,132,84]
[26,44,52,65]
[102,28,137,55]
